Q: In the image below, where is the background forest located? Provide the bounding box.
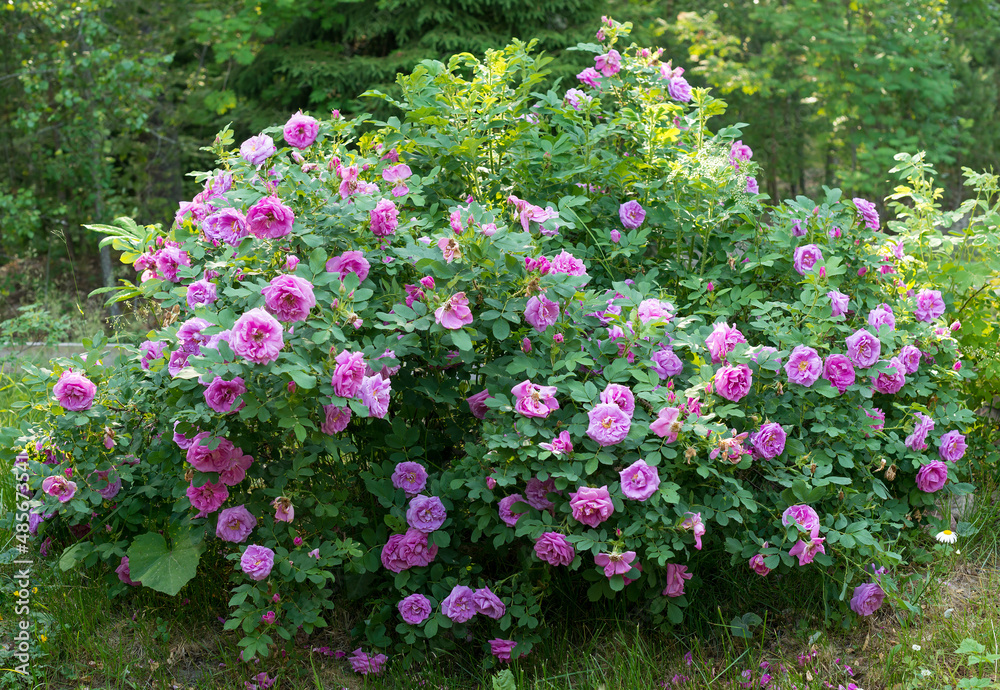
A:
[3,0,1000,293]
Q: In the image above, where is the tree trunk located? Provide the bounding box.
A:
[93,142,120,318]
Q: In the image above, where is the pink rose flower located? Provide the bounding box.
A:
[867,303,896,332]
[398,593,432,625]
[240,134,276,165]
[715,364,753,402]
[661,564,692,597]
[784,346,822,387]
[325,251,370,282]
[524,477,556,510]
[650,348,683,379]
[793,244,823,275]
[370,199,399,237]
[320,404,351,434]
[705,322,747,364]
[822,354,856,394]
[116,556,140,586]
[473,586,506,619]
[203,208,248,246]
[391,461,428,495]
[215,505,257,543]
[845,329,881,369]
[619,459,660,501]
[751,422,786,459]
[569,485,614,528]
[871,357,906,395]
[619,200,645,229]
[246,196,295,239]
[186,480,229,518]
[534,532,575,566]
[230,308,284,365]
[348,649,386,676]
[827,289,849,317]
[203,376,246,414]
[789,537,826,566]
[512,380,559,418]
[331,350,366,398]
[440,585,477,623]
[539,430,573,455]
[749,544,771,576]
[594,49,621,77]
[650,406,682,442]
[916,460,948,492]
[849,582,885,616]
[549,250,588,277]
[272,497,295,523]
[899,345,922,374]
[282,110,319,148]
[498,494,528,526]
[595,550,636,578]
[586,402,631,446]
[262,274,316,323]
[438,236,462,263]
[782,504,821,538]
[434,292,474,330]
[41,475,77,502]
[53,371,97,411]
[938,430,967,462]
[681,512,706,550]
[466,389,492,419]
[524,295,560,332]
[914,289,946,322]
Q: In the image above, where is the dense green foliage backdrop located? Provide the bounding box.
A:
[3,0,1000,270]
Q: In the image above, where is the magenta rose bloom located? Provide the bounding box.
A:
[216,505,257,543]
[751,422,786,459]
[219,449,253,486]
[868,303,896,332]
[619,459,660,501]
[203,375,246,414]
[749,548,771,577]
[272,497,294,523]
[914,289,946,322]
[586,402,632,446]
[53,371,97,411]
[845,329,881,369]
[203,208,248,246]
[789,537,826,565]
[534,532,575,566]
[827,289,849,317]
[498,494,528,526]
[822,354,856,394]
[325,250,370,282]
[406,494,447,533]
[177,317,211,350]
[392,461,428,495]
[186,279,217,309]
[490,639,517,663]
[853,198,880,231]
[155,245,190,282]
[41,475,77,502]
[784,346,822,387]
[360,373,391,418]
[186,480,229,518]
[619,201,646,229]
[397,527,438,568]
[440,585,477,623]
[283,111,319,148]
[549,250,588,277]
[599,383,635,417]
[864,407,885,434]
[240,134,276,165]
[240,545,275,581]
[569,485,614,528]
[525,477,556,510]
[715,364,753,402]
[899,345,922,374]
[140,340,167,370]
[781,504,821,538]
[595,49,621,76]
[905,412,935,451]
[186,433,236,473]
[380,533,409,573]
[466,389,492,419]
[262,274,316,323]
[398,593,432,625]
[370,198,399,237]
[849,582,885,616]
[348,649,387,676]
[650,406,682,442]
[871,357,906,394]
[320,404,351,435]
[705,322,747,364]
[668,76,692,102]
[97,474,122,500]
[524,295,560,332]
[435,292,474,330]
[595,550,636,578]
[650,348,683,379]
[231,308,284,365]
[938,430,967,462]
[540,430,573,455]
[331,350,366,398]
[116,556,141,586]
[246,196,295,239]
[661,564,692,597]
[473,586,506,619]
[511,380,559,418]
[793,244,823,275]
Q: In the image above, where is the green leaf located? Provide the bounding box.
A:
[451,328,473,351]
[59,542,91,572]
[127,527,204,596]
[289,369,317,389]
[492,668,516,690]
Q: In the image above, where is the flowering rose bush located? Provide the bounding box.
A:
[2,17,985,672]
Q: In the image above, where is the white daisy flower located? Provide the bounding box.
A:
[935,530,958,544]
[912,644,921,651]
